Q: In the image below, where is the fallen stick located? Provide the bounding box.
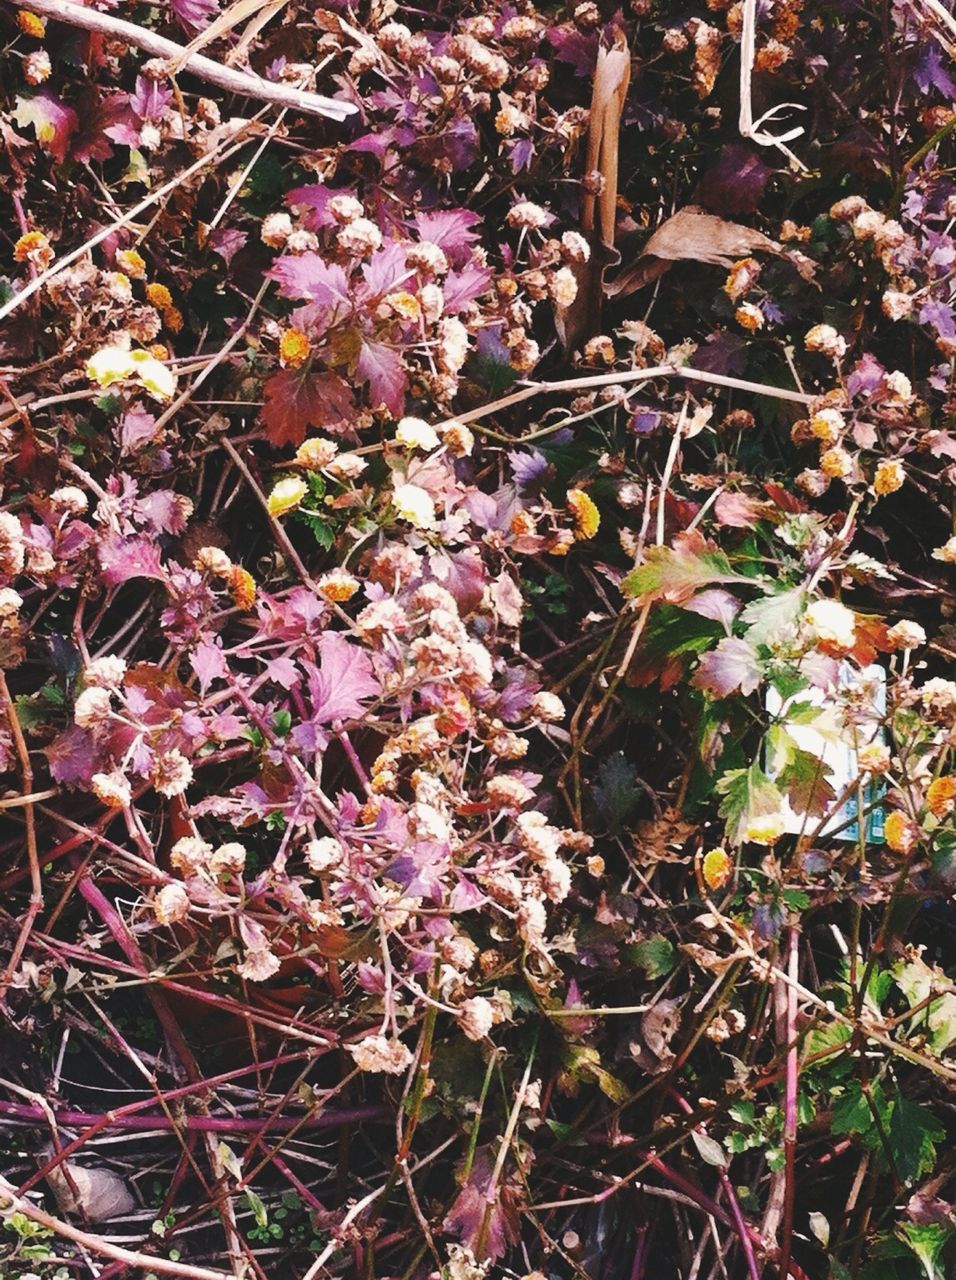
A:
[19,0,356,122]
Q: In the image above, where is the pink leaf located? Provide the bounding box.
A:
[714,490,763,529]
[443,263,494,312]
[692,637,762,698]
[13,92,79,163]
[356,340,407,415]
[98,535,166,585]
[45,727,98,786]
[170,0,219,32]
[308,633,381,724]
[267,253,351,309]
[414,209,482,265]
[191,641,228,693]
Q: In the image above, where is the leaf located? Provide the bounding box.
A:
[808,1212,830,1248]
[894,954,956,1055]
[770,732,837,818]
[831,1081,877,1137]
[692,637,762,698]
[716,762,785,845]
[627,936,676,979]
[260,369,355,448]
[356,339,407,415]
[98,535,166,585]
[593,752,641,832]
[308,632,380,725]
[267,253,351,308]
[622,538,748,604]
[442,1146,522,1263]
[897,1223,952,1280]
[14,92,79,163]
[888,1097,944,1185]
[690,1130,727,1168]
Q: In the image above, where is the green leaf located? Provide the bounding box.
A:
[690,1130,726,1168]
[831,1081,879,1137]
[716,762,785,845]
[593,753,642,833]
[887,1097,943,1185]
[244,1188,268,1230]
[621,543,748,604]
[897,1222,952,1280]
[626,936,676,979]
[894,955,956,1055]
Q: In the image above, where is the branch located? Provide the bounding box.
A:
[19,0,356,122]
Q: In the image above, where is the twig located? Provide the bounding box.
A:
[19,0,355,122]
[0,671,42,1001]
[738,0,807,168]
[0,1175,233,1280]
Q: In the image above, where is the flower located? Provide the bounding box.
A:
[702,847,732,890]
[932,536,956,563]
[347,1033,414,1074]
[549,267,578,307]
[438,316,470,373]
[407,240,449,275]
[317,569,360,602]
[267,476,308,517]
[154,882,190,925]
[735,302,765,331]
[561,230,590,262]
[209,842,246,876]
[486,775,533,809]
[145,282,173,311]
[805,324,847,359]
[23,48,51,84]
[0,588,23,616]
[529,691,565,722]
[49,485,88,515]
[926,777,956,818]
[74,686,111,729]
[84,655,127,689]
[337,217,382,256]
[744,812,787,845]
[858,742,891,774]
[809,409,844,444]
[195,545,232,575]
[805,599,856,652]
[883,371,912,403]
[385,290,422,321]
[92,770,132,809]
[17,10,46,38]
[507,200,551,229]
[394,417,440,451]
[886,620,925,650]
[820,446,853,479]
[328,194,364,224]
[326,453,367,481]
[116,248,146,278]
[152,749,193,798]
[295,437,338,469]
[170,836,213,876]
[567,488,600,540]
[921,678,956,717]
[392,483,436,528]
[87,345,176,401]
[279,328,310,368]
[459,996,495,1041]
[304,837,343,874]
[439,420,474,457]
[260,211,293,247]
[882,289,913,320]
[13,230,52,268]
[884,810,919,855]
[228,565,256,610]
[238,948,281,982]
[0,511,26,576]
[873,459,905,496]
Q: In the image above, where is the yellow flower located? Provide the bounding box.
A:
[702,847,732,890]
[163,305,184,334]
[926,776,956,818]
[86,345,176,401]
[873,458,904,496]
[317,569,360,602]
[295,437,338,469]
[279,328,310,368]
[735,302,765,331]
[13,229,52,267]
[146,282,174,311]
[744,813,787,845]
[17,10,46,37]
[116,248,146,278]
[567,488,600,540]
[267,476,308,518]
[385,291,422,321]
[228,565,256,610]
[820,446,852,479]
[884,810,918,855]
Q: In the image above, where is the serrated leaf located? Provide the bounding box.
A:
[260,369,355,448]
[716,762,785,845]
[692,636,762,698]
[888,1097,943,1185]
[897,1222,952,1280]
[621,540,746,604]
[627,936,676,979]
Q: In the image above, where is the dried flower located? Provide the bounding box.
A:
[238,948,281,982]
[820,446,853,479]
[84,655,127,689]
[17,10,46,38]
[857,742,891,774]
[261,211,293,248]
[886,620,925,650]
[926,777,956,818]
[317,569,360,602]
[295,437,338,469]
[267,476,308,518]
[337,217,382,256]
[932,536,956,563]
[735,302,765,331]
[328,194,365,224]
[154,882,190,925]
[567,488,600,539]
[23,48,51,84]
[195,545,232,576]
[809,409,844,444]
[744,812,787,845]
[170,837,213,876]
[92,770,132,809]
[529,691,565,722]
[805,324,847,360]
[87,345,176,401]
[702,847,732,890]
[152,749,193,798]
[724,258,761,302]
[49,485,88,515]
[805,599,856,652]
[326,452,367,481]
[506,200,551,230]
[561,230,590,262]
[458,996,495,1041]
[394,417,440,451]
[549,267,578,307]
[145,282,173,311]
[305,837,343,874]
[347,1033,414,1074]
[228,565,256,610]
[279,328,310,368]
[74,686,112,729]
[209,842,246,877]
[873,458,905,496]
[13,230,53,269]
[884,810,918,855]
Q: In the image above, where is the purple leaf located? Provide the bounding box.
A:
[413,209,482,264]
[443,263,493,312]
[696,144,772,217]
[308,633,381,724]
[846,352,886,396]
[13,92,79,163]
[919,298,956,338]
[118,406,159,454]
[360,243,410,298]
[208,227,248,265]
[356,340,407,415]
[130,77,172,121]
[692,638,762,698]
[45,727,98,786]
[684,589,741,631]
[98,535,166,585]
[267,253,352,309]
[915,42,956,99]
[170,0,218,32]
[191,641,227,693]
[261,369,355,447]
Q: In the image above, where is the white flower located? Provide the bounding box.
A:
[84,655,127,689]
[921,678,956,716]
[549,266,578,307]
[886,620,925,650]
[209,842,246,876]
[151,749,193,799]
[74,686,112,729]
[883,370,913,403]
[49,485,88,515]
[170,836,213,876]
[744,812,787,845]
[347,1033,414,1074]
[804,599,856,651]
[238,948,281,982]
[438,316,470,373]
[458,996,495,1041]
[486,775,533,809]
[394,417,440,451]
[327,194,365,224]
[304,837,343,874]
[0,587,22,616]
[337,217,382,256]
[407,240,448,275]
[506,200,550,229]
[392,483,436,528]
[932,535,956,563]
[154,882,190,925]
[540,855,571,902]
[438,420,474,457]
[326,452,367,481]
[804,324,847,360]
[260,211,293,248]
[561,230,590,262]
[530,691,565,722]
[92,770,131,809]
[0,510,26,576]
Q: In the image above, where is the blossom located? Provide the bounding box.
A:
[439,420,474,457]
[932,536,956,563]
[295,437,338,469]
[392,483,436,528]
[238,948,281,982]
[74,686,112,729]
[154,882,190,925]
[347,1033,414,1074]
[337,217,382,256]
[49,485,88,515]
[820,446,853,479]
[170,837,213,876]
[279,328,310,368]
[702,847,732,890]
[883,370,913,403]
[317,569,360,602]
[304,837,343,874]
[328,194,364,224]
[458,996,495,1041]
[385,290,422,321]
[805,324,847,359]
[17,11,46,38]
[438,316,470,373]
[744,812,787,845]
[23,49,51,84]
[506,200,551,230]
[195,545,232,575]
[857,742,891,774]
[84,655,127,689]
[228,565,256,610]
[152,749,193,798]
[809,409,844,444]
[267,476,308,517]
[209,842,246,876]
[0,511,26,576]
[735,302,765,331]
[561,230,590,262]
[407,240,449,275]
[884,810,919,855]
[567,488,600,539]
[529,691,565,722]
[326,453,367,481]
[92,770,132,809]
[486,775,533,809]
[920,678,956,716]
[882,289,913,320]
[87,345,176,401]
[116,248,146,278]
[260,211,293,247]
[886,620,925,650]
[805,599,856,652]
[549,267,578,307]
[0,588,23,616]
[394,417,440,451]
[145,282,173,311]
[13,230,52,269]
